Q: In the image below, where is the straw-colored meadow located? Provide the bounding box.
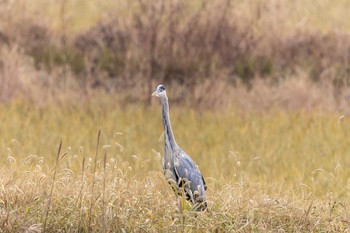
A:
[0,100,349,232]
[1,0,350,231]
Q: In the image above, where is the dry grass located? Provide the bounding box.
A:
[0,1,350,231]
[0,101,349,231]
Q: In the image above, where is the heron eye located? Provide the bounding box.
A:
[158,85,165,92]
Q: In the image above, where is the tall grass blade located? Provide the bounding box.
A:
[88,129,101,232]
[43,140,62,232]
[102,151,107,233]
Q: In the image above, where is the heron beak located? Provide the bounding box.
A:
[151,91,158,97]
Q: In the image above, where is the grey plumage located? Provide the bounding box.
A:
[152,84,207,211]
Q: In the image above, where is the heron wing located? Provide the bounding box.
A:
[202,174,207,191]
[172,150,206,201]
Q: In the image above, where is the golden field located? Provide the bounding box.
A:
[0,100,349,231]
[1,0,350,232]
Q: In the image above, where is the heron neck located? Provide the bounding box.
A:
[161,95,177,150]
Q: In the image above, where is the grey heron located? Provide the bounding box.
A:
[152,84,207,211]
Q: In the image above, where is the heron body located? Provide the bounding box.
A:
[152,84,207,211]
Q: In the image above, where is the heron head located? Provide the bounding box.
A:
[152,84,166,97]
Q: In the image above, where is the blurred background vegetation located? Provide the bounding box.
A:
[1,0,350,111]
